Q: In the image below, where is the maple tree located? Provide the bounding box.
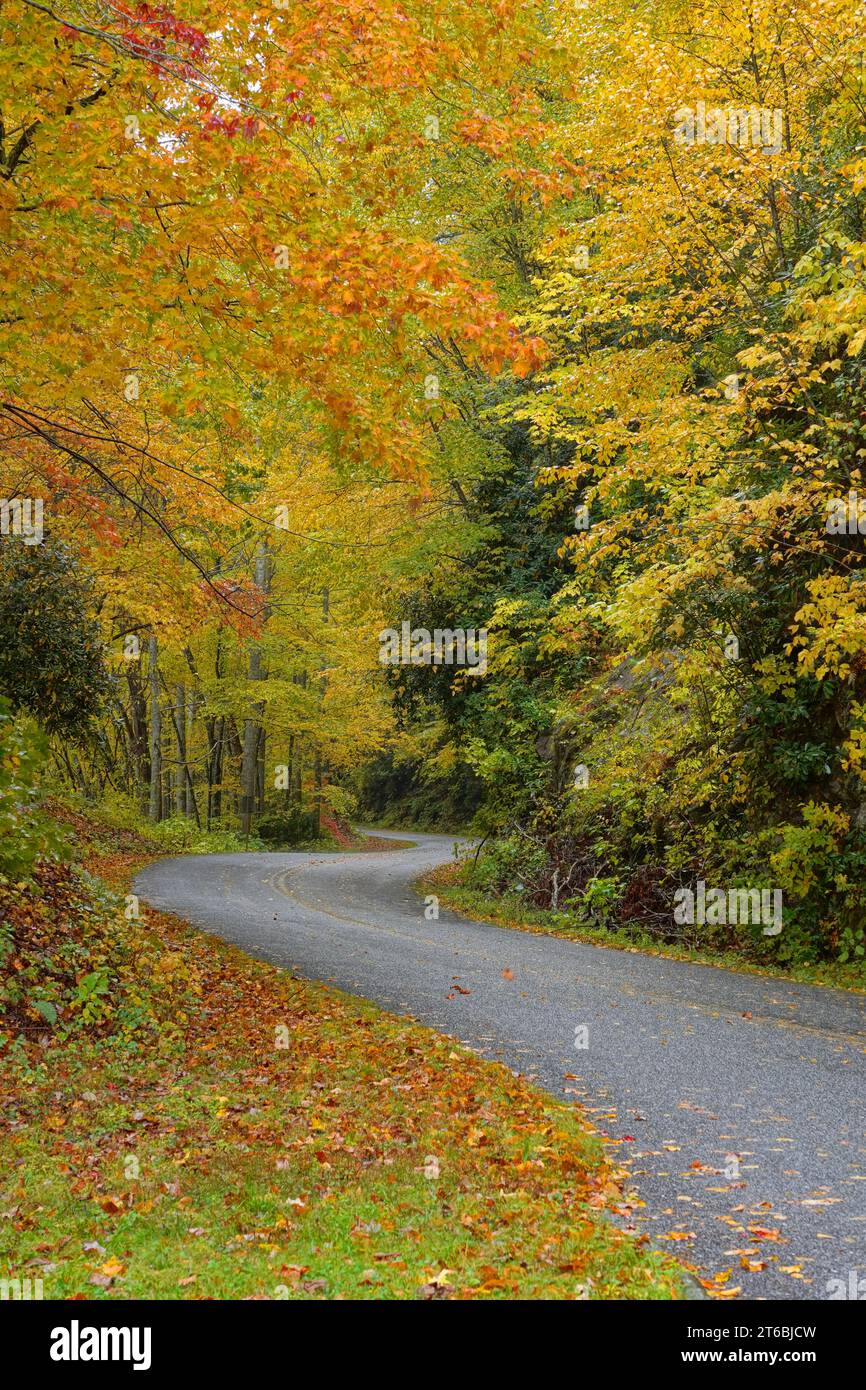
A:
[362,0,866,969]
[2,0,865,965]
[0,0,551,828]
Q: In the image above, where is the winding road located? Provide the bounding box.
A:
[135,830,866,1301]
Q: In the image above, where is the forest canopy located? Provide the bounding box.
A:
[2,0,866,967]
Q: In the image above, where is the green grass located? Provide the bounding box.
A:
[2,1023,679,1300]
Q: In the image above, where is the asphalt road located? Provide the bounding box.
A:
[135,830,866,1301]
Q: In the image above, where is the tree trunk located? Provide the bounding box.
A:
[256,726,265,813]
[174,683,186,816]
[313,586,329,838]
[125,665,149,805]
[285,734,294,807]
[185,689,196,817]
[240,546,269,836]
[210,715,224,826]
[148,635,161,822]
[292,670,307,807]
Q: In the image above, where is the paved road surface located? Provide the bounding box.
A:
[136,830,866,1301]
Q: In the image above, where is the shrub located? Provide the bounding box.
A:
[0,697,65,880]
[256,807,319,846]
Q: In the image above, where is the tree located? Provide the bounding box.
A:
[0,542,109,736]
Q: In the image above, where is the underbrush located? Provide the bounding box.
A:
[434,836,866,992]
[0,858,198,1053]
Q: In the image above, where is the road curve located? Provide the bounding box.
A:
[135,830,866,1301]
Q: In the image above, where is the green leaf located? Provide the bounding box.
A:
[33,999,57,1025]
